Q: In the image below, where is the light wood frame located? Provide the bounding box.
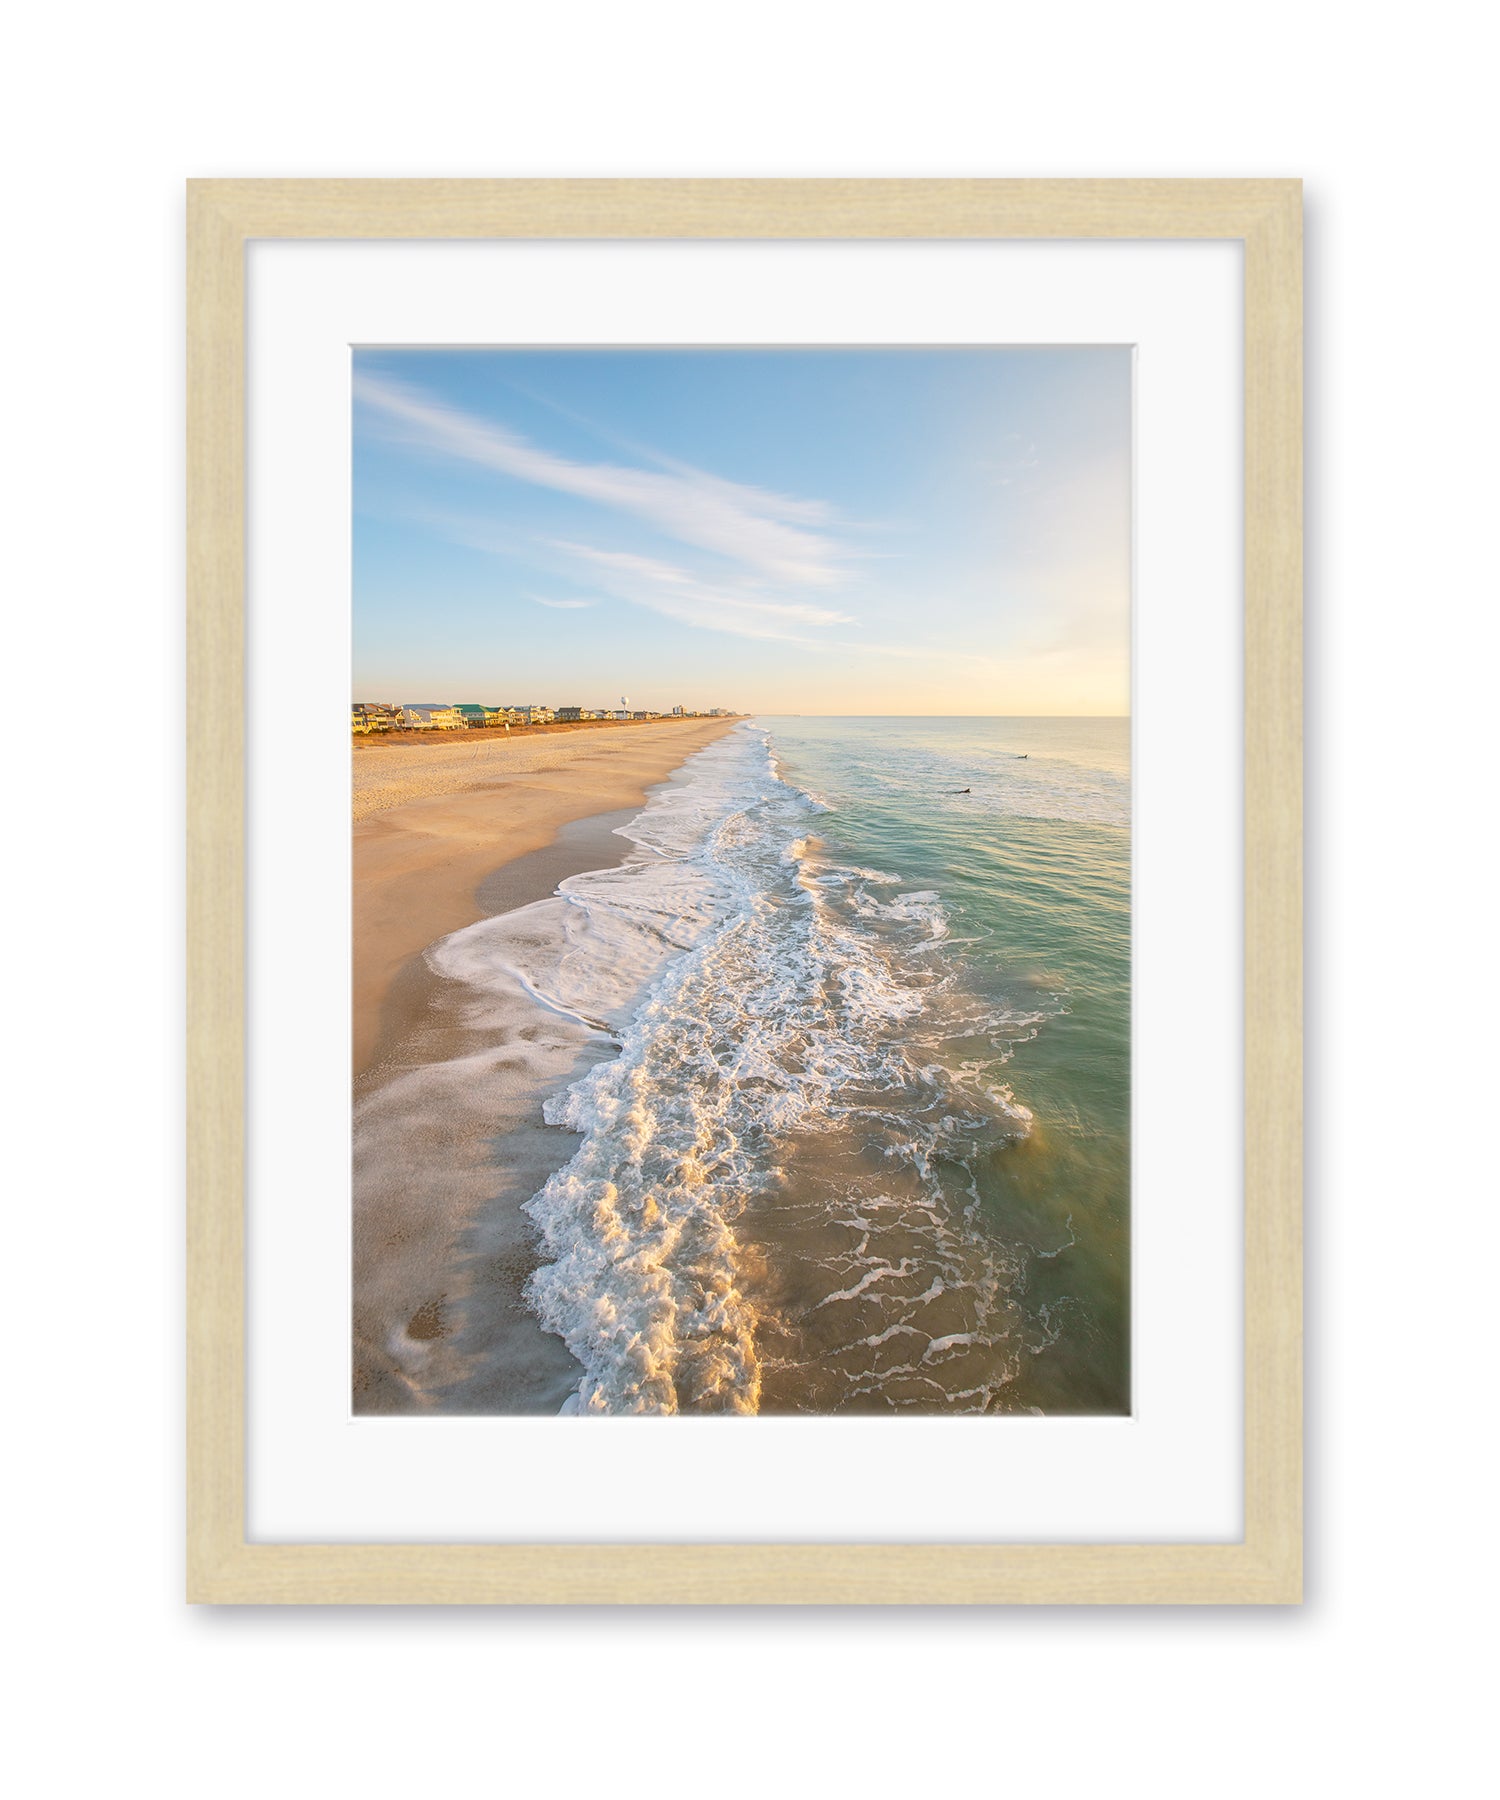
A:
[188,179,1301,1604]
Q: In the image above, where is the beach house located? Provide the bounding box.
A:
[400,704,465,730]
[352,702,400,733]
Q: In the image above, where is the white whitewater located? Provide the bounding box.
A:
[428,726,1051,1414]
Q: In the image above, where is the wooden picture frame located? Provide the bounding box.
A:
[188,178,1301,1604]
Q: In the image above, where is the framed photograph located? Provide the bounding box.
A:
[188,179,1301,1603]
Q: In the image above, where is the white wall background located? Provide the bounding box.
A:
[5,4,1493,1795]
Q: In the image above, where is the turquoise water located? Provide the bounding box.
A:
[749,716,1130,1414]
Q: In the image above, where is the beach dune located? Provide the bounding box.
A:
[352,717,735,1412]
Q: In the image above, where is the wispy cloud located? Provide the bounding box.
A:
[979,436,1041,491]
[555,543,854,644]
[354,370,993,658]
[355,371,850,587]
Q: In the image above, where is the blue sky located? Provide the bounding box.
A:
[353,347,1131,714]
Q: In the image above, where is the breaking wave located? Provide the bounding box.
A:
[425,726,1058,1414]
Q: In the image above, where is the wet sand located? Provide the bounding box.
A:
[352,718,735,1412]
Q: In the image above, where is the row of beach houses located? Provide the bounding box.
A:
[352,701,732,733]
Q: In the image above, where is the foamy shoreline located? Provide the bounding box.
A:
[351,716,735,1412]
[352,717,1108,1416]
[352,717,736,1073]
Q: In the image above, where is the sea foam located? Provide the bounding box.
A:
[423,726,1052,1414]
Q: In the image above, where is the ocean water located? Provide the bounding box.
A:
[439,715,1130,1415]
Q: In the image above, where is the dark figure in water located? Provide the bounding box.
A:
[955,787,970,794]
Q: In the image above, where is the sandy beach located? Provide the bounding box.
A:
[353,719,735,1076]
[352,717,735,1411]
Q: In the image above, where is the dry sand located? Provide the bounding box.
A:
[351,717,735,1412]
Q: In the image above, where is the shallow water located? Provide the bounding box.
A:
[429,716,1130,1415]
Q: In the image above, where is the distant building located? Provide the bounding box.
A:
[400,704,465,730]
[453,704,490,727]
[555,706,584,721]
[671,705,685,716]
[352,702,400,733]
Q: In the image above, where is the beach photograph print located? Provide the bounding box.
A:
[352,346,1131,1417]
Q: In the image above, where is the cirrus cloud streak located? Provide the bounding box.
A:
[355,372,849,587]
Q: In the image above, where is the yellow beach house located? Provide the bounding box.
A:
[399,703,466,730]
